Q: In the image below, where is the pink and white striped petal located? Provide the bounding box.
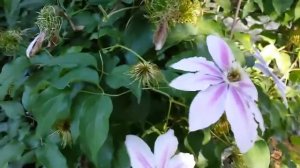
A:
[206,35,234,71]
[189,84,228,131]
[235,71,258,101]
[154,129,178,168]
[125,135,155,168]
[225,87,258,153]
[170,72,223,91]
[170,57,222,76]
[167,153,196,168]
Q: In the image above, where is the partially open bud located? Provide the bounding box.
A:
[129,61,162,87]
[26,32,46,58]
[0,30,22,55]
[56,120,72,148]
[153,20,168,50]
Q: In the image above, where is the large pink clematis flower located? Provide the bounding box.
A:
[125,129,195,168]
[169,35,265,153]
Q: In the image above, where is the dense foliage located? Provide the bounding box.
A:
[0,0,300,167]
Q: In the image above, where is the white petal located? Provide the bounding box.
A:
[125,135,155,168]
[167,153,196,168]
[248,99,265,133]
[189,84,228,132]
[170,57,222,76]
[206,35,234,71]
[154,129,178,168]
[170,72,223,91]
[234,70,258,101]
[225,87,258,153]
[26,35,40,57]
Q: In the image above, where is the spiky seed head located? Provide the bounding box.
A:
[145,0,202,26]
[0,30,22,55]
[129,61,162,87]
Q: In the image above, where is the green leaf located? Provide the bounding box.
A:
[243,0,256,18]
[253,0,264,12]
[272,0,293,14]
[0,101,24,119]
[124,12,153,63]
[112,144,130,168]
[290,136,300,146]
[0,141,25,167]
[295,0,300,21]
[30,53,97,68]
[96,136,114,168]
[105,65,142,102]
[243,139,270,168]
[51,67,99,89]
[216,0,231,14]
[31,87,71,136]
[289,69,300,83]
[79,95,113,163]
[35,143,68,168]
[3,0,21,27]
[276,52,291,74]
[0,57,30,100]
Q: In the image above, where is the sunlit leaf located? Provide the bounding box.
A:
[243,139,270,168]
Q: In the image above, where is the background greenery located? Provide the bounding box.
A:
[0,0,299,167]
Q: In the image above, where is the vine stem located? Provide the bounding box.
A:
[230,0,243,39]
[102,44,147,62]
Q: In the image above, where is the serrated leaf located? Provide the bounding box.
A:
[35,143,68,168]
[31,87,71,136]
[51,67,99,89]
[272,0,293,14]
[0,141,25,167]
[243,139,270,168]
[0,101,24,119]
[79,95,113,163]
[30,53,97,68]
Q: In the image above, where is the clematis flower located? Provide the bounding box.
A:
[125,129,195,168]
[169,35,265,153]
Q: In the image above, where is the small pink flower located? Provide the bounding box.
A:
[125,129,195,168]
[170,35,265,153]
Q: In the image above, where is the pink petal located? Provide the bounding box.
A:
[235,70,258,101]
[189,84,228,131]
[206,35,234,71]
[125,135,155,168]
[167,153,196,168]
[170,57,222,76]
[225,87,258,153]
[154,129,178,168]
[170,72,223,91]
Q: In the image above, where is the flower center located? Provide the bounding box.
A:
[227,69,241,82]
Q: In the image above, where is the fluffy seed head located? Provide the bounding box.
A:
[36,6,62,37]
[0,30,22,55]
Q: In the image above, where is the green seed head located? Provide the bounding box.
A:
[36,6,62,37]
[129,61,162,87]
[0,30,22,55]
[145,0,202,26]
